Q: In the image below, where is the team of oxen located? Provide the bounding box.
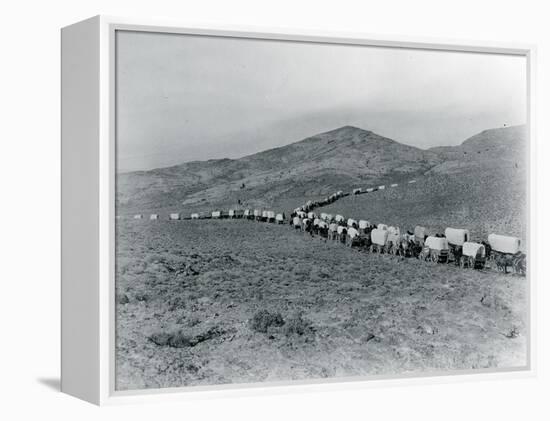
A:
[131,186,526,276]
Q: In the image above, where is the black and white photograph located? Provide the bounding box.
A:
[114,29,528,391]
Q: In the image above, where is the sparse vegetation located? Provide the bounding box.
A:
[249,310,285,333]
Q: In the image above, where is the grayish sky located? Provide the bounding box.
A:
[116,30,526,172]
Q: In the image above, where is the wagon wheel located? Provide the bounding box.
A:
[431,252,438,263]
[459,256,466,269]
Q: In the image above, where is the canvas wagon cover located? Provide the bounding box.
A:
[348,227,359,238]
[425,236,448,251]
[488,234,521,254]
[359,220,370,229]
[445,228,470,246]
[276,213,284,221]
[371,228,389,246]
[377,224,388,231]
[462,242,485,258]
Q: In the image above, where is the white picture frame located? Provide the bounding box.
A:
[61,15,537,405]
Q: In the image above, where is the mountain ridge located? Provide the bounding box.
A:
[117,124,526,214]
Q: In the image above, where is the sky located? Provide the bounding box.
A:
[116,30,527,172]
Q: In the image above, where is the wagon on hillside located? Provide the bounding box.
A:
[353,188,362,195]
[169,213,180,220]
[459,242,487,269]
[336,225,348,243]
[229,209,244,219]
[369,228,389,253]
[253,209,262,221]
[385,231,402,254]
[211,211,222,219]
[377,223,388,231]
[347,218,358,228]
[244,209,253,219]
[391,183,398,188]
[378,185,386,190]
[275,213,285,224]
[346,227,362,247]
[445,227,471,264]
[335,214,345,223]
[387,226,400,236]
[266,210,276,222]
[307,211,317,220]
[414,225,427,246]
[149,214,159,220]
[190,213,200,219]
[487,234,525,275]
[420,236,449,263]
[358,220,371,232]
[366,187,374,193]
[133,214,143,220]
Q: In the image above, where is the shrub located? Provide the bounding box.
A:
[249,310,285,333]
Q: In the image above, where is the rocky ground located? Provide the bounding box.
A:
[115,219,527,391]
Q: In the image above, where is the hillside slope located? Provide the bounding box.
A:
[117,124,527,233]
[117,126,442,214]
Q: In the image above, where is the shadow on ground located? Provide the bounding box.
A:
[37,377,60,392]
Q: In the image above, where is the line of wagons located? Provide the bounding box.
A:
[288,210,526,276]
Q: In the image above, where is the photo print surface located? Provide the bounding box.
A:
[115,29,528,391]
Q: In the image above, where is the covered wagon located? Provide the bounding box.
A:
[347,218,358,228]
[369,228,389,253]
[488,233,525,275]
[378,185,386,190]
[336,225,348,243]
[386,232,401,254]
[335,214,345,223]
[346,227,361,247]
[358,220,371,231]
[133,214,143,220]
[307,211,316,220]
[377,223,388,231]
[459,242,486,269]
[149,214,159,220]
[388,226,400,236]
[229,209,244,219]
[445,227,471,264]
[328,222,339,240]
[169,213,180,220]
[353,188,362,195]
[390,183,398,188]
[414,225,427,245]
[253,209,262,220]
[266,210,276,222]
[211,211,221,219]
[190,213,199,219]
[275,213,285,224]
[421,236,449,263]
[244,209,253,219]
[366,187,375,193]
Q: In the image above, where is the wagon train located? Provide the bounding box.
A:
[128,183,525,277]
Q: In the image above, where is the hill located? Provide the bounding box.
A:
[117,124,527,237]
[117,126,442,214]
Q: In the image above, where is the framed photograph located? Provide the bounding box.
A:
[61,16,535,405]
